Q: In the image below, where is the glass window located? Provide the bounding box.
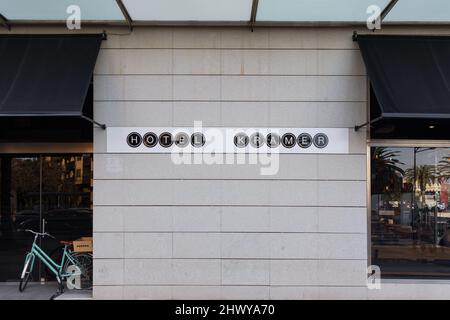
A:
[2,0,449,24]
[256,0,389,22]
[371,147,450,278]
[122,0,253,21]
[0,0,125,21]
[0,154,93,281]
[384,0,450,23]
[41,155,93,240]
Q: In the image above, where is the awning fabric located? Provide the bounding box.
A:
[0,34,102,116]
[357,35,450,119]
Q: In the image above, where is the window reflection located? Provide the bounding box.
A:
[41,155,93,240]
[371,147,450,278]
[0,154,92,281]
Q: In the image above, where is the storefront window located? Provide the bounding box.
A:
[0,154,93,281]
[371,147,450,278]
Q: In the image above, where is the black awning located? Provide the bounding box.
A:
[0,34,102,118]
[357,35,450,119]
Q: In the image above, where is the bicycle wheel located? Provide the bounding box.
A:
[63,252,93,289]
[19,253,35,292]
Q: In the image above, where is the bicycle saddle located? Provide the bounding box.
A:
[60,240,73,246]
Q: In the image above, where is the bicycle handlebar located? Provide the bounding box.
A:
[25,229,55,239]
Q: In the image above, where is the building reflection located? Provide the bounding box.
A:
[0,154,93,281]
[372,147,450,278]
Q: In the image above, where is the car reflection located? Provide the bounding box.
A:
[15,208,92,241]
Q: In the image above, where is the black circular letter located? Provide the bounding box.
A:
[250,133,265,148]
[191,132,206,147]
[281,133,296,148]
[313,133,329,148]
[159,132,173,147]
[175,132,190,148]
[127,132,142,148]
[234,133,249,148]
[143,132,158,148]
[266,133,280,148]
[297,133,312,148]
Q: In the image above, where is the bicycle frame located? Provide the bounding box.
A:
[28,235,81,280]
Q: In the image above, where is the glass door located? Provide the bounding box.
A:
[0,156,41,281]
[40,155,93,278]
[0,154,92,282]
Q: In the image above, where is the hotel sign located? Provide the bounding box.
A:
[106,127,349,154]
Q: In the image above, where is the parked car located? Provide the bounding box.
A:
[437,202,446,212]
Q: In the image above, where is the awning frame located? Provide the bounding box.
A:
[249,0,259,31]
[0,113,106,129]
[115,0,133,32]
[354,116,383,132]
[0,13,10,30]
[81,114,106,129]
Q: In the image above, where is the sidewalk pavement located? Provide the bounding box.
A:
[0,282,92,300]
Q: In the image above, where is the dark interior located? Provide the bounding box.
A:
[370,86,450,140]
[0,83,93,143]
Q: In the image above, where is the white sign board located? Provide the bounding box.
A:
[106,127,349,154]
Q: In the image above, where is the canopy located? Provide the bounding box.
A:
[0,34,102,117]
[357,35,450,119]
[0,34,104,142]
[1,0,450,26]
[356,34,450,139]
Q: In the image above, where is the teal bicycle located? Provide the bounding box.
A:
[19,229,93,293]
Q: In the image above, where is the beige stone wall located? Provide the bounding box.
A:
[3,25,450,299]
[92,27,368,299]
